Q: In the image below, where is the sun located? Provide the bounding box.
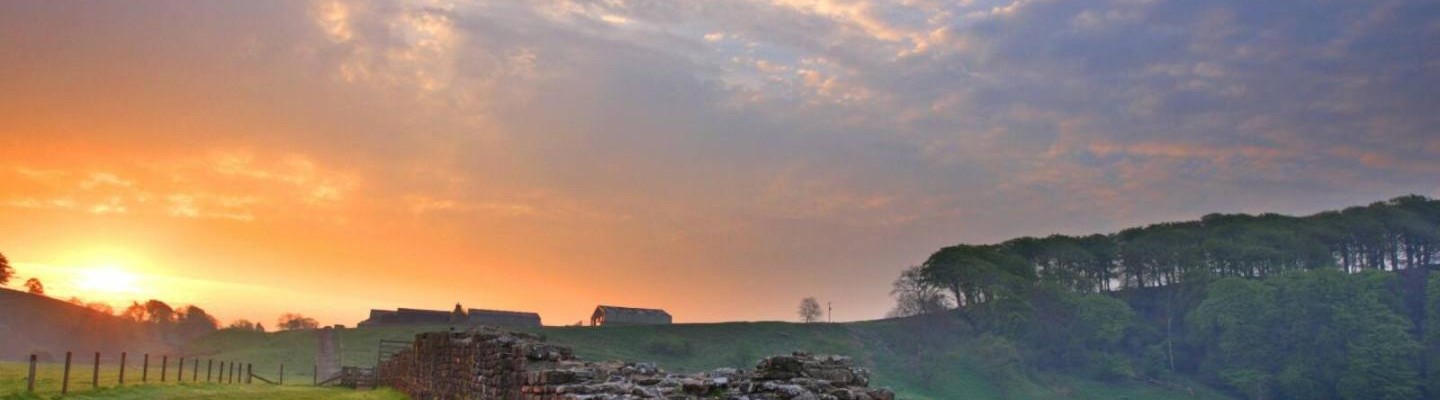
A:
[74,264,143,295]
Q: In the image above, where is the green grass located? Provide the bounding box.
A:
[0,360,404,400]
[169,321,1237,400]
[1,319,1234,399]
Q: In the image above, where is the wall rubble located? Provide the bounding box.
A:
[377,328,896,400]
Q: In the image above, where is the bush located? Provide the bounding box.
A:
[969,334,1024,395]
[1091,353,1135,382]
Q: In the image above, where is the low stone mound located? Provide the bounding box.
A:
[378,328,895,400]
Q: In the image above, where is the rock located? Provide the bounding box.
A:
[377,327,896,400]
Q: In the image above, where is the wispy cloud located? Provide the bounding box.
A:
[0,0,1435,323]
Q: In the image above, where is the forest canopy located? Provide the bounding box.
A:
[892,195,1440,400]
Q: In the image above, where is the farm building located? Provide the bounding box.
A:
[589,305,672,326]
[359,304,541,328]
[467,308,542,328]
[358,308,453,327]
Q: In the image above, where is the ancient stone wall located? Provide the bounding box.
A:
[376,328,895,400]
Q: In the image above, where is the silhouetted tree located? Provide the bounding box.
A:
[451,303,467,323]
[86,302,114,315]
[144,299,176,324]
[277,313,319,330]
[888,265,952,318]
[0,252,12,286]
[24,278,43,295]
[798,297,823,323]
[176,305,218,339]
[920,244,1033,307]
[122,301,146,321]
[904,195,1440,300]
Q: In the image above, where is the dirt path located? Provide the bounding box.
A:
[316,328,341,383]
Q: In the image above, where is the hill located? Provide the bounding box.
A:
[181,321,1233,400]
[892,195,1440,400]
[0,288,168,361]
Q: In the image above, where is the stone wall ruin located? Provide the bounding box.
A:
[376,328,896,399]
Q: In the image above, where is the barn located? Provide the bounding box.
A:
[589,305,672,326]
[467,308,542,328]
[358,308,453,327]
[359,304,541,328]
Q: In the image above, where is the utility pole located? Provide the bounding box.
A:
[827,302,832,323]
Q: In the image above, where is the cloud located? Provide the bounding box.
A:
[0,0,1436,322]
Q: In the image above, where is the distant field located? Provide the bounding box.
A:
[1,320,1237,399]
[0,360,404,400]
[177,320,1236,400]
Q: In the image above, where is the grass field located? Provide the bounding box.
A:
[0,316,1235,399]
[173,319,1236,400]
[0,360,405,400]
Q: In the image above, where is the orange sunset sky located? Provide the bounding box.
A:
[2,1,1438,327]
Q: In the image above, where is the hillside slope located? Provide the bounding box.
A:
[183,320,1234,400]
[0,288,168,361]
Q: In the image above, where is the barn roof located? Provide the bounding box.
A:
[467,308,541,317]
[593,305,671,317]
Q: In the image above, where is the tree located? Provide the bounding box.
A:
[277,313,319,330]
[176,305,219,338]
[227,319,257,330]
[1337,309,1420,400]
[24,278,44,295]
[86,302,114,315]
[0,252,12,286]
[144,299,176,325]
[451,303,468,323]
[122,301,147,321]
[1190,278,1280,399]
[921,244,1034,307]
[1073,294,1133,351]
[798,297,823,323]
[255,322,266,333]
[888,265,953,318]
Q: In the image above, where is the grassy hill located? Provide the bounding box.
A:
[180,319,1236,400]
[0,288,168,362]
[0,359,405,400]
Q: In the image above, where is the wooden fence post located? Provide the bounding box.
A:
[207,359,213,382]
[229,362,235,383]
[177,357,184,381]
[92,352,100,389]
[161,355,168,382]
[277,364,282,385]
[313,364,318,386]
[248,363,254,384]
[26,354,36,392]
[219,361,225,383]
[143,353,149,382]
[192,358,198,382]
[62,351,72,395]
[120,352,127,385]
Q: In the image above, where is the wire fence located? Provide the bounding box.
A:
[13,351,287,396]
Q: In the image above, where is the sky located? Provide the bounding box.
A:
[0,0,1438,327]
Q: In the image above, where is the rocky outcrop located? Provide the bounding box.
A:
[377,328,895,400]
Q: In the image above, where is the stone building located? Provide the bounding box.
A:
[466,308,542,328]
[590,305,672,326]
[359,304,541,328]
[359,308,452,327]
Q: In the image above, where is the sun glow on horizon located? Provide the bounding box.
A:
[74,264,143,296]
[47,246,153,304]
